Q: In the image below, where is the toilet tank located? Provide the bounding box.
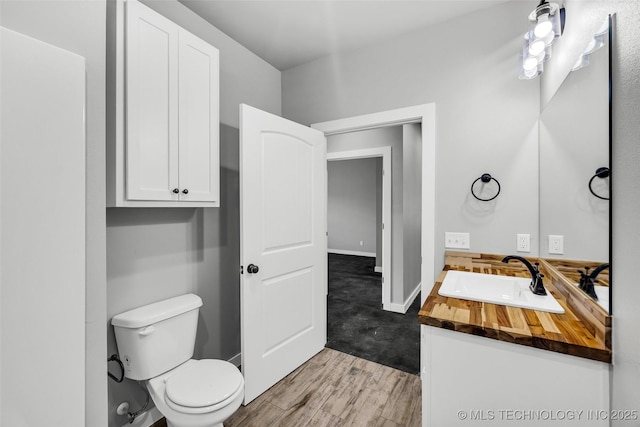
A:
[111,294,203,381]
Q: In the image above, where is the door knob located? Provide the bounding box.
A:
[172,188,179,194]
[182,189,189,194]
[247,264,259,274]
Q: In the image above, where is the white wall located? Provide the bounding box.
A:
[283,1,540,272]
[540,1,640,422]
[0,1,108,425]
[328,158,379,255]
[105,1,281,425]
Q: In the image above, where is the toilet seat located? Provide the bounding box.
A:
[164,359,244,415]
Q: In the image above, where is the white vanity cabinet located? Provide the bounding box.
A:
[107,0,220,207]
[421,326,611,427]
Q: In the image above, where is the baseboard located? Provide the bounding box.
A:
[388,282,421,314]
[328,249,376,258]
[374,266,383,273]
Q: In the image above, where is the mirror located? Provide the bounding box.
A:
[539,16,611,313]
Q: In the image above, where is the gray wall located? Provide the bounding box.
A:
[283,1,541,277]
[105,1,281,425]
[609,3,640,419]
[0,1,108,425]
[539,46,609,260]
[540,0,640,422]
[403,124,422,299]
[328,158,380,255]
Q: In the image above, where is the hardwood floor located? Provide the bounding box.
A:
[226,348,421,427]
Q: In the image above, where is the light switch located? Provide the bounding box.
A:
[445,232,470,249]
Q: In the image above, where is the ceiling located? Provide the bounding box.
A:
[178,0,512,71]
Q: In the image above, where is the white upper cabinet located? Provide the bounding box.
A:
[107,0,220,207]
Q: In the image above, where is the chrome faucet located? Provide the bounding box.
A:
[502,255,547,296]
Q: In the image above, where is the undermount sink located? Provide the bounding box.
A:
[592,285,609,312]
[438,270,565,314]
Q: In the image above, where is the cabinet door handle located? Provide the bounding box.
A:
[172,188,179,194]
[182,189,189,194]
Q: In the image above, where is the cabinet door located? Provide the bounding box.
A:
[126,0,179,201]
[178,29,220,204]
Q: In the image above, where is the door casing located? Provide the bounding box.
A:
[312,103,436,304]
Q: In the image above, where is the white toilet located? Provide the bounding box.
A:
[112,294,244,427]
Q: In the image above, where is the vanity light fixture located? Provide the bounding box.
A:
[519,1,565,80]
[572,19,609,71]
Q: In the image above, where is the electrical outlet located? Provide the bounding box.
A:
[517,234,531,253]
[445,232,470,249]
[359,241,364,246]
[549,235,564,254]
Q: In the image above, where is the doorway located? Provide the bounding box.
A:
[314,105,434,375]
[327,147,392,309]
[312,104,436,305]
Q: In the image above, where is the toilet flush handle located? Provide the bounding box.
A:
[139,326,155,337]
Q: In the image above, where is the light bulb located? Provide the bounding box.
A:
[534,16,554,38]
[523,57,538,71]
[529,39,546,56]
[524,67,538,78]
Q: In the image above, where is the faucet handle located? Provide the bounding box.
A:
[533,263,543,277]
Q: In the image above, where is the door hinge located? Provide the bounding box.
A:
[240,265,244,275]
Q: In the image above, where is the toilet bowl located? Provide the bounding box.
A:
[111,294,244,427]
[147,359,244,427]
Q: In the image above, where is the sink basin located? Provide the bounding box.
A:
[438,271,565,314]
[594,286,609,311]
[590,285,609,312]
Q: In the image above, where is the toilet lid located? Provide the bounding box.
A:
[165,360,243,408]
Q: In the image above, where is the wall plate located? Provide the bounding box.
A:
[445,232,470,249]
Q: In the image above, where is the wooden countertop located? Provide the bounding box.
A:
[418,252,612,363]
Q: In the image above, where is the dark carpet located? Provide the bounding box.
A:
[326,253,421,375]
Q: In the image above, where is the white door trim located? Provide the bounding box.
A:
[327,147,393,311]
[312,103,436,304]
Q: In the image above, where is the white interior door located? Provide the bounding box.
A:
[240,104,327,404]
